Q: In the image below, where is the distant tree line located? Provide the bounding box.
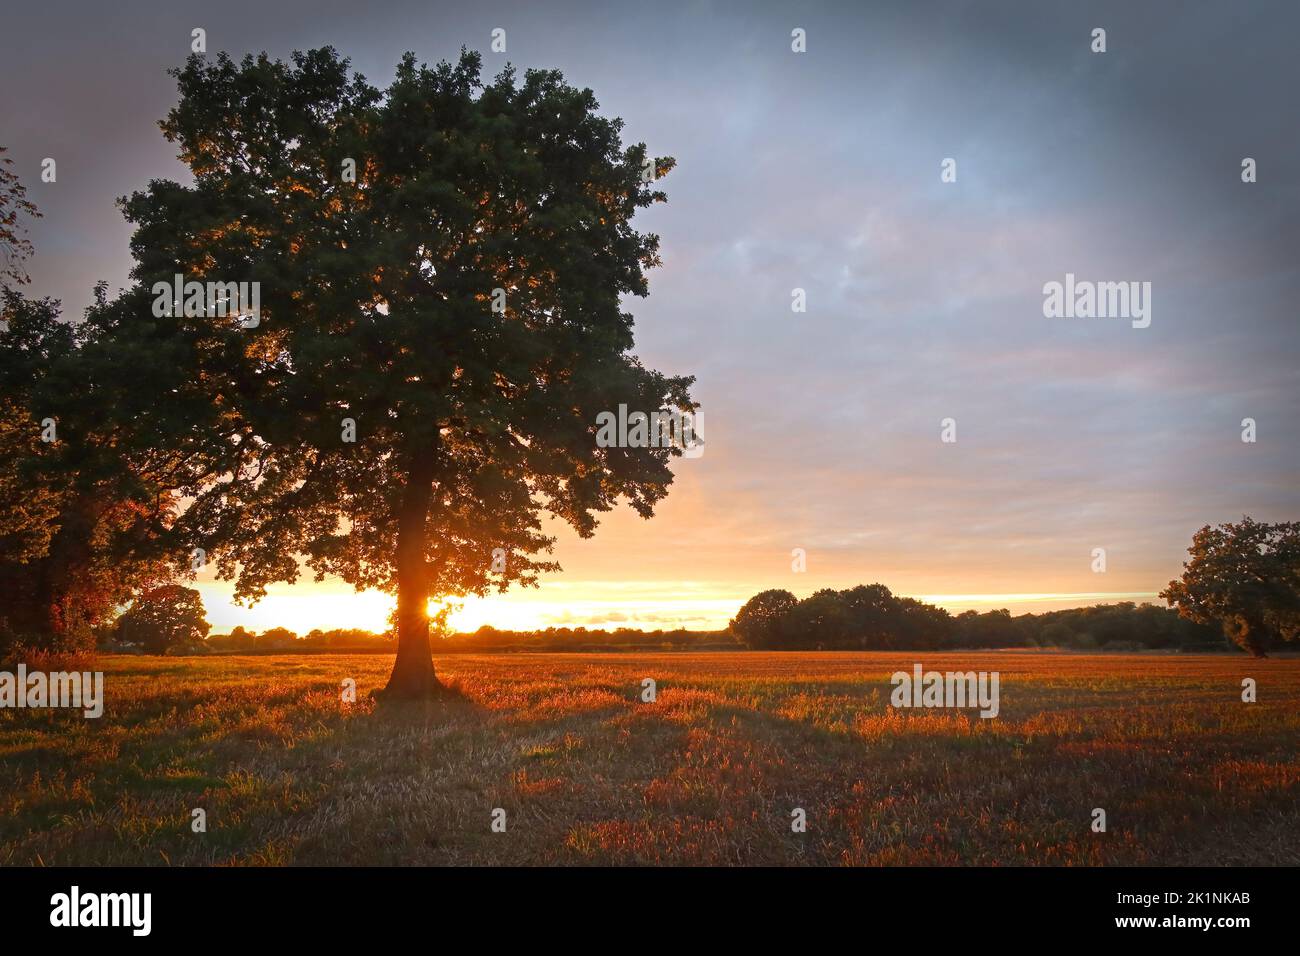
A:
[206,627,388,653]
[439,626,733,653]
[729,586,1228,652]
[99,621,390,655]
[103,622,733,655]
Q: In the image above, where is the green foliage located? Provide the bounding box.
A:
[116,585,211,654]
[951,608,1025,648]
[1019,602,1221,651]
[732,585,952,650]
[0,293,81,565]
[729,589,800,649]
[1161,517,1300,656]
[0,291,175,655]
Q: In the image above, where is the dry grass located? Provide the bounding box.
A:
[2,651,1298,865]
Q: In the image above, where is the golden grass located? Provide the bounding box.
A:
[1,651,1297,865]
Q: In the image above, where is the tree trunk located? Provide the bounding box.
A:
[1228,615,1269,659]
[382,448,441,698]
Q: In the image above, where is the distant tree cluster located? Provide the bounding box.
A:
[729,586,1226,652]
[730,585,951,650]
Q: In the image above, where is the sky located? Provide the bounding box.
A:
[3,0,1298,632]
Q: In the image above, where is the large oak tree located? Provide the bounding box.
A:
[120,48,695,696]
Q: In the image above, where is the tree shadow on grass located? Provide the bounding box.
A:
[367,676,485,725]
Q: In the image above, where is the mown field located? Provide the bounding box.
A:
[2,651,1298,866]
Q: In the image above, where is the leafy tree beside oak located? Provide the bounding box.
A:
[0,289,178,655]
[1161,517,1300,657]
[2,152,185,656]
[119,48,693,696]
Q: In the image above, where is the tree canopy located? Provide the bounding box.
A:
[0,289,176,656]
[1161,517,1300,657]
[116,584,211,654]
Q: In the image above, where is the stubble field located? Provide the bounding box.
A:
[2,651,1298,866]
